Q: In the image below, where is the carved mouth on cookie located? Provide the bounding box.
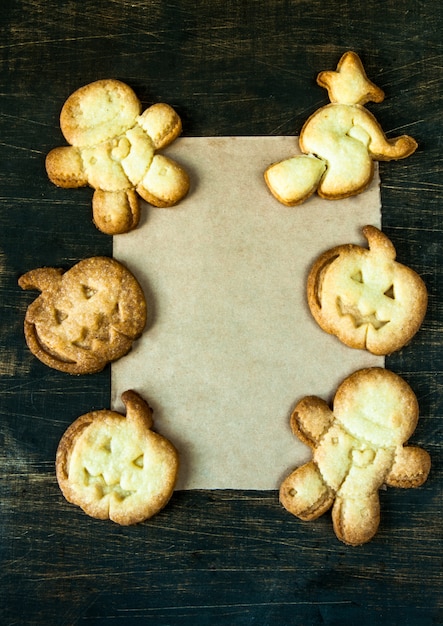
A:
[25,322,77,366]
[24,322,106,374]
[336,297,389,330]
[82,468,136,502]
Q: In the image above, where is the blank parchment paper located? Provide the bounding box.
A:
[112,137,383,490]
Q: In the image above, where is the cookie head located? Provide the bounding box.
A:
[46,79,190,235]
[59,79,142,147]
[56,390,179,524]
[307,226,427,355]
[18,257,147,374]
[333,368,420,447]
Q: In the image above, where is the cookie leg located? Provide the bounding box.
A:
[332,493,380,546]
[92,189,140,235]
[280,460,334,521]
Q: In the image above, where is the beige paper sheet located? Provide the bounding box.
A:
[112,137,383,490]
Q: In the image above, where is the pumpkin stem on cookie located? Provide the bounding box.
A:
[122,390,154,430]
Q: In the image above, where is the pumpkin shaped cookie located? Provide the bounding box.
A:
[265,51,417,206]
[46,79,190,234]
[19,257,147,374]
[56,390,179,524]
[307,226,427,355]
[280,368,431,545]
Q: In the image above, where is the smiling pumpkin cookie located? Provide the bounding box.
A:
[19,257,147,374]
[307,226,427,355]
[56,390,179,525]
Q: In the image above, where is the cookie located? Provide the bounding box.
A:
[56,390,179,525]
[19,257,146,374]
[280,367,431,546]
[46,79,190,234]
[264,51,417,206]
[307,225,427,355]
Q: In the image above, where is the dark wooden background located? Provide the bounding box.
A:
[1,1,442,624]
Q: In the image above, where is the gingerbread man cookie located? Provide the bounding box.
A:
[46,79,190,234]
[280,368,431,545]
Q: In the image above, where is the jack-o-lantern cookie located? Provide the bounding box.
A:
[265,51,417,206]
[19,257,147,374]
[46,79,190,234]
[280,368,431,545]
[307,226,427,355]
[56,390,179,524]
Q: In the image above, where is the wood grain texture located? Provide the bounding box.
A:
[1,0,442,624]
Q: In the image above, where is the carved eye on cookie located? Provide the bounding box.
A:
[18,257,147,374]
[46,79,190,234]
[279,367,431,546]
[56,390,179,524]
[264,51,417,206]
[307,226,427,355]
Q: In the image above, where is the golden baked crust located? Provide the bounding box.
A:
[280,368,431,546]
[19,257,147,374]
[307,226,427,355]
[56,390,179,525]
[46,79,189,234]
[264,51,417,206]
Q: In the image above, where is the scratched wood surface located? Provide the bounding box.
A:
[1,1,442,624]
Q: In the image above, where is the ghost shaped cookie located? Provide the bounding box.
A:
[19,257,147,374]
[307,226,427,355]
[56,390,179,524]
[46,79,190,234]
[279,368,431,546]
[265,51,417,206]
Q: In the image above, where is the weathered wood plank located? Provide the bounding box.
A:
[1,0,442,624]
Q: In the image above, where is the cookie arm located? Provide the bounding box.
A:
[290,396,334,448]
[385,445,431,488]
[137,103,182,150]
[137,154,190,208]
[46,146,88,188]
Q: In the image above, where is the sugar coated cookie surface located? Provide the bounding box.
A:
[46,79,190,234]
[264,51,417,206]
[56,390,179,524]
[19,257,147,374]
[307,226,427,355]
[280,367,431,546]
